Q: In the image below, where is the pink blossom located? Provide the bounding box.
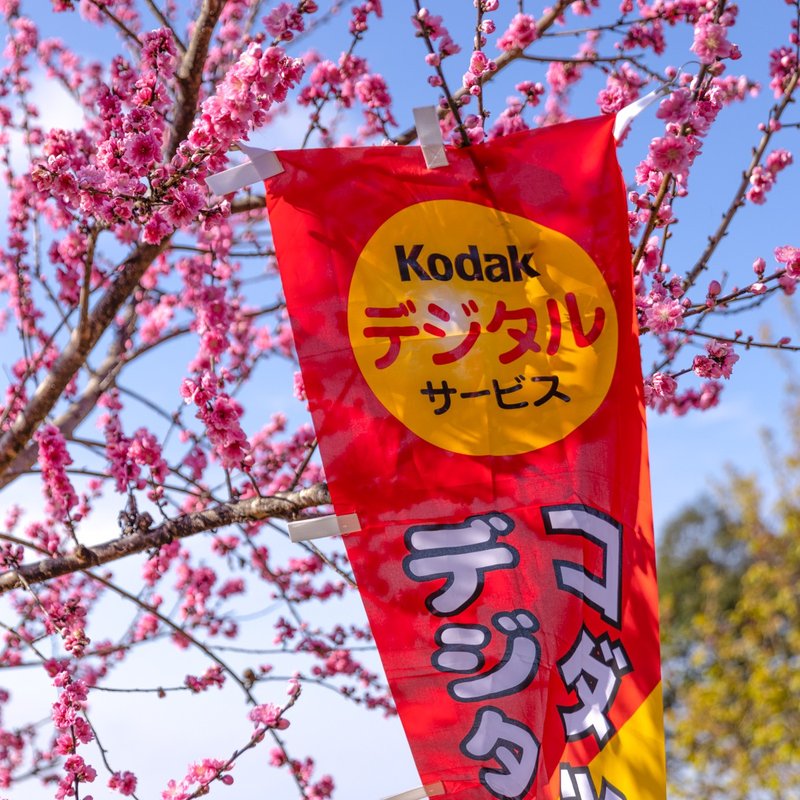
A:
[123,131,161,171]
[489,97,529,139]
[644,298,684,334]
[185,665,225,693]
[650,372,677,398]
[769,45,798,97]
[648,134,692,175]
[162,183,205,227]
[249,703,290,729]
[516,80,544,106]
[355,73,392,109]
[413,12,460,59]
[693,340,739,379]
[142,213,173,244]
[293,371,308,405]
[596,63,645,113]
[775,245,800,278]
[497,14,537,51]
[657,88,692,124]
[141,28,177,75]
[746,149,792,204]
[34,424,78,521]
[263,3,305,41]
[691,19,739,64]
[350,1,382,34]
[109,771,138,796]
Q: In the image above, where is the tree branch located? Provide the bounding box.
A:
[168,0,226,157]
[0,324,131,490]
[0,0,228,482]
[395,0,573,146]
[0,483,332,595]
[683,67,800,290]
[0,243,165,479]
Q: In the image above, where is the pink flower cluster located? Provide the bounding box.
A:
[185,665,226,693]
[497,14,538,52]
[634,82,726,220]
[99,394,168,498]
[108,771,137,796]
[489,97,528,139]
[249,419,322,496]
[350,0,382,34]
[30,28,181,240]
[648,134,695,177]
[186,42,304,170]
[413,9,460,65]
[163,758,234,800]
[50,670,96,799]
[298,52,395,142]
[643,372,677,406]
[175,561,218,624]
[462,50,497,95]
[128,428,169,500]
[691,15,740,64]
[537,35,596,126]
[34,424,78,522]
[180,376,253,472]
[692,340,739,379]
[597,63,646,114]
[640,273,687,335]
[775,245,800,286]
[249,702,290,729]
[747,149,793,204]
[770,44,799,97]
[263,2,306,41]
[647,380,723,415]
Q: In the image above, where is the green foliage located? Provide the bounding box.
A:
[659,473,800,799]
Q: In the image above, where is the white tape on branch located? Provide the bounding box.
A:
[382,781,445,800]
[205,141,283,195]
[413,106,448,169]
[287,513,361,543]
[613,85,671,142]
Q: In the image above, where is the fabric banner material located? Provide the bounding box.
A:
[265,114,666,800]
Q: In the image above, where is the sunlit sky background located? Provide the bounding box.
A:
[1,2,799,798]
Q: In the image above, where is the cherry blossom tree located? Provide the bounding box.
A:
[0,1,797,798]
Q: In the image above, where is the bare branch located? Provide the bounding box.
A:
[0,483,332,595]
[230,194,267,214]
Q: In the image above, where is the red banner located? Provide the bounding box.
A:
[265,114,666,800]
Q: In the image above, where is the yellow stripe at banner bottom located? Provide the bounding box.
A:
[551,683,667,799]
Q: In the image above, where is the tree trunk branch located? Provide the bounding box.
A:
[0,0,227,482]
[0,483,332,595]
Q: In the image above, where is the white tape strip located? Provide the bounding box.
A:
[288,513,361,543]
[382,782,445,800]
[413,106,448,169]
[205,142,283,195]
[613,85,671,142]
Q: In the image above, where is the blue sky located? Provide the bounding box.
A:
[1,3,799,798]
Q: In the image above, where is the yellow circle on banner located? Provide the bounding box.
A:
[347,200,619,456]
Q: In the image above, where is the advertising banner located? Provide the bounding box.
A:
[265,114,666,800]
